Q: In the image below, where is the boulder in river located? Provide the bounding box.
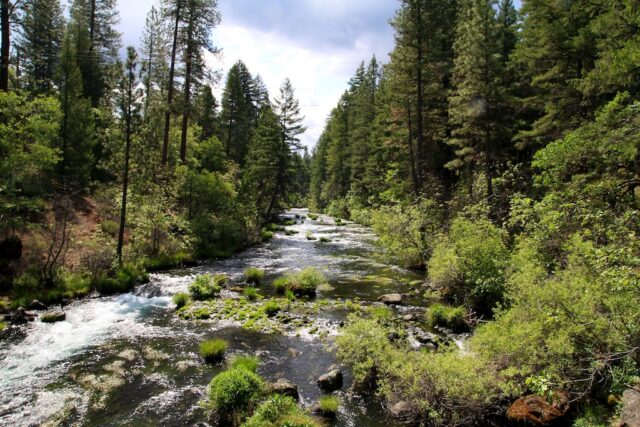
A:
[619,387,640,427]
[507,391,570,425]
[28,300,48,311]
[10,308,35,324]
[317,369,343,392]
[288,348,302,358]
[389,401,416,423]
[41,310,66,323]
[136,283,162,298]
[378,293,403,305]
[267,378,299,400]
[402,313,416,322]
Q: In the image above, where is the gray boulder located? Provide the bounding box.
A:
[317,369,343,392]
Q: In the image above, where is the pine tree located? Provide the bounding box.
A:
[19,0,65,95]
[161,0,182,166]
[389,0,457,195]
[116,47,142,264]
[243,104,282,220]
[447,0,503,200]
[69,0,121,106]
[0,0,22,91]
[140,5,168,118]
[56,29,94,190]
[264,78,306,219]
[178,0,220,163]
[195,85,219,141]
[220,61,251,164]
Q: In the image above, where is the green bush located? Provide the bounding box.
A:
[263,300,281,317]
[272,268,326,297]
[427,303,467,333]
[307,213,319,220]
[189,274,224,301]
[428,217,508,315]
[0,321,6,331]
[371,199,444,269]
[336,315,501,424]
[229,355,260,373]
[241,394,319,427]
[208,367,264,416]
[100,219,119,237]
[173,292,189,309]
[144,252,195,271]
[261,230,275,242]
[244,287,260,301]
[318,395,339,415]
[245,268,265,284]
[200,339,227,363]
[282,219,296,226]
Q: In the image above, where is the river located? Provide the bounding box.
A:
[0,209,425,426]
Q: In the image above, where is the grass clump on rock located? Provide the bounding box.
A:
[273,267,326,297]
[242,394,320,427]
[230,355,260,372]
[317,395,340,417]
[263,300,281,317]
[189,274,225,301]
[261,230,275,242]
[427,303,467,333]
[200,339,228,363]
[245,268,265,284]
[173,292,189,309]
[244,287,261,301]
[305,231,317,241]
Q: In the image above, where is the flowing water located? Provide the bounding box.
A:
[0,209,426,426]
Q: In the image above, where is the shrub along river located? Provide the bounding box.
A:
[0,209,430,426]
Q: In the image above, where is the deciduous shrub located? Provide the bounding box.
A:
[428,217,508,316]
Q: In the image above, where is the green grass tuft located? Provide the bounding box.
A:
[427,303,467,333]
[244,287,261,301]
[173,292,189,309]
[245,267,265,284]
[318,395,340,415]
[200,339,227,363]
[229,355,260,373]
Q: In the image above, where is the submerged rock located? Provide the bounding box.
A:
[507,391,570,425]
[288,348,302,358]
[268,378,299,400]
[317,369,343,392]
[620,387,640,427]
[41,310,66,323]
[379,293,403,305]
[403,313,416,322]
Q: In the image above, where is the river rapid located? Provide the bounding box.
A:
[0,209,425,426]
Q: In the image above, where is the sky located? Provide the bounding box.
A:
[115,0,399,150]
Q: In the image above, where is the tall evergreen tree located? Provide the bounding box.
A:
[56,29,94,190]
[178,0,220,163]
[116,47,141,264]
[19,0,65,95]
[161,0,182,166]
[220,61,252,164]
[69,0,121,106]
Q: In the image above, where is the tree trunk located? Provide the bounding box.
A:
[180,6,194,164]
[88,0,97,106]
[406,101,419,199]
[414,0,424,190]
[117,67,134,265]
[162,0,182,166]
[1,0,10,92]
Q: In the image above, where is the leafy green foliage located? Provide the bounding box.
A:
[426,303,467,333]
[428,216,508,315]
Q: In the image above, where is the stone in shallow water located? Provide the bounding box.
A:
[267,378,299,400]
[41,310,66,323]
[317,369,343,392]
[378,293,403,305]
